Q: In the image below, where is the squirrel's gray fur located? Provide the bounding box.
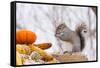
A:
[55,23,88,53]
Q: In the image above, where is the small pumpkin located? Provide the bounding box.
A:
[16,30,37,44]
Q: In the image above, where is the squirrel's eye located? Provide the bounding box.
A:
[84,30,87,33]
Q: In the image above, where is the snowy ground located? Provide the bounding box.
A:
[16,3,97,61]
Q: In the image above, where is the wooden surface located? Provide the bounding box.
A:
[52,53,88,62]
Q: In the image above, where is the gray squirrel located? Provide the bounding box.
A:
[55,23,88,53]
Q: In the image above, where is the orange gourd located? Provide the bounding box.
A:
[16,30,37,44]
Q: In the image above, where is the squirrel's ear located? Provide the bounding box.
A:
[63,23,66,25]
[61,23,67,27]
[81,23,88,29]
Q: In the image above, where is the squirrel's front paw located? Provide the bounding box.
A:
[63,51,72,55]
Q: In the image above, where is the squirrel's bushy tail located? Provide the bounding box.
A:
[75,23,86,51]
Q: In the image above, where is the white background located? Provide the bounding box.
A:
[0,0,99,68]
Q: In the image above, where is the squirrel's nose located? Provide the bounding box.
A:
[55,34,58,37]
[55,34,57,37]
[55,34,60,38]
